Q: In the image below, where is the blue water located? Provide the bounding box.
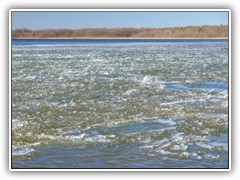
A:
[11,39,229,169]
[12,39,228,45]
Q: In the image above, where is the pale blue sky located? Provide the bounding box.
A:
[12,11,228,30]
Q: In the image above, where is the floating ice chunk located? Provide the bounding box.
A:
[26,132,32,136]
[219,90,228,98]
[156,149,178,156]
[107,134,115,138]
[31,142,41,146]
[196,142,213,149]
[84,135,111,143]
[203,154,220,160]
[64,55,74,58]
[196,156,202,160]
[200,129,210,135]
[139,145,153,149]
[123,89,137,95]
[155,142,171,150]
[153,80,166,87]
[152,138,169,146]
[69,133,85,139]
[24,75,36,80]
[124,132,141,136]
[211,142,228,151]
[171,144,188,151]
[161,99,206,106]
[211,142,227,147]
[13,54,22,57]
[172,133,184,141]
[12,119,28,130]
[157,150,171,155]
[146,153,155,157]
[141,76,152,84]
[209,99,223,103]
[191,152,198,157]
[156,84,166,89]
[181,152,189,157]
[12,148,34,156]
[140,76,166,89]
[49,101,60,106]
[63,128,81,135]
[185,80,195,83]
[150,118,176,125]
[140,138,152,144]
[180,152,201,159]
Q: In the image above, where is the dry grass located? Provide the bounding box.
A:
[12,25,228,39]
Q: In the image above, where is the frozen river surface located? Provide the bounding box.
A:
[11,39,229,169]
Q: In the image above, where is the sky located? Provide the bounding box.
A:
[11,11,229,30]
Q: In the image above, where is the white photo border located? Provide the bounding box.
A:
[9,9,231,171]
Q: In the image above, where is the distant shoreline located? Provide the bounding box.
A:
[12,25,228,40]
[14,37,228,40]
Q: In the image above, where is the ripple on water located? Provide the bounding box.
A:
[12,148,34,156]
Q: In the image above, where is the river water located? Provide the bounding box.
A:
[11,39,229,169]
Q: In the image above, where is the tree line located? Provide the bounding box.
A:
[12,25,228,38]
